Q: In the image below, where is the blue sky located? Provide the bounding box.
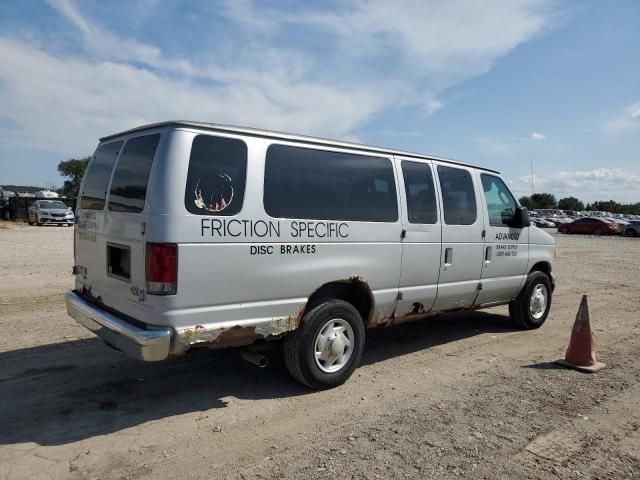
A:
[0,0,638,202]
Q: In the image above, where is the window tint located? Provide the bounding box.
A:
[185,135,247,216]
[38,200,68,209]
[264,145,398,222]
[401,161,437,224]
[108,134,160,213]
[481,174,516,226]
[437,165,477,225]
[80,141,122,210]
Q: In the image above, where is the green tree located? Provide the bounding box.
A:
[529,193,557,209]
[557,196,585,212]
[590,200,623,214]
[57,157,90,197]
[519,196,534,210]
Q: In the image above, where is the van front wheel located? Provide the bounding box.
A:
[509,271,552,329]
[284,299,365,390]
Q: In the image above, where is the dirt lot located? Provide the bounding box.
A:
[1,224,639,480]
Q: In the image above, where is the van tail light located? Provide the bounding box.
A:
[146,243,177,295]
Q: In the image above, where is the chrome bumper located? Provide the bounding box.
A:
[65,291,172,361]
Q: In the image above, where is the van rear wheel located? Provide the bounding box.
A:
[509,271,552,329]
[284,298,365,390]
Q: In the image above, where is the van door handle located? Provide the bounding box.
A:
[444,247,453,268]
[485,246,492,265]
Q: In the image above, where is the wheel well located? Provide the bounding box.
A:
[530,261,551,278]
[304,278,374,325]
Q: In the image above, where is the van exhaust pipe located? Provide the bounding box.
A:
[240,349,269,368]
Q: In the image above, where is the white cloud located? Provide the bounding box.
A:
[531,131,546,140]
[515,168,640,203]
[252,0,555,85]
[0,39,383,155]
[0,0,557,177]
[605,101,640,135]
[424,99,444,117]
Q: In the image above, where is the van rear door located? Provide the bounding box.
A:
[75,133,161,316]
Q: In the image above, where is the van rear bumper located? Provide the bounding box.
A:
[65,291,172,361]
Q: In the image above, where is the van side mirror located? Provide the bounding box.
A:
[511,206,530,228]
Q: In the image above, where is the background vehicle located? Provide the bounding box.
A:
[530,217,556,228]
[605,217,629,233]
[28,200,74,226]
[558,217,621,235]
[624,221,640,237]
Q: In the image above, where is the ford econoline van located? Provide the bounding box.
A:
[66,121,556,389]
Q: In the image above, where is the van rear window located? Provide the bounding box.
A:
[185,135,248,216]
[108,134,160,213]
[264,145,398,222]
[80,141,122,210]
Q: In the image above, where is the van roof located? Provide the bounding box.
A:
[100,120,500,174]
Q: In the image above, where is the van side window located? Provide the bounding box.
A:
[264,145,398,222]
[80,141,122,210]
[185,135,247,216]
[437,165,477,225]
[108,134,160,213]
[481,174,516,226]
[401,161,437,224]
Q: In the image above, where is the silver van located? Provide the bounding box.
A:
[66,121,556,389]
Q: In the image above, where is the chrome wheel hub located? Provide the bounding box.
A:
[314,318,354,373]
[529,284,548,320]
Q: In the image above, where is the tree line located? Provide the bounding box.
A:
[519,193,640,215]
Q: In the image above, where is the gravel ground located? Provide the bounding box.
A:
[0,223,639,480]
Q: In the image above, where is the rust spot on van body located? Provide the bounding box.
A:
[173,307,304,354]
[210,325,261,348]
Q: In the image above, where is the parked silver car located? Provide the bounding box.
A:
[28,200,74,226]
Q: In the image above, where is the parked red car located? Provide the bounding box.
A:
[558,217,621,235]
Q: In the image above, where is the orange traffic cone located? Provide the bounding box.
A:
[556,295,606,372]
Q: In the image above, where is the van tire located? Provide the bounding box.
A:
[509,271,552,330]
[284,298,365,390]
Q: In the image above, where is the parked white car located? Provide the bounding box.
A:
[28,200,74,226]
[66,121,556,389]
